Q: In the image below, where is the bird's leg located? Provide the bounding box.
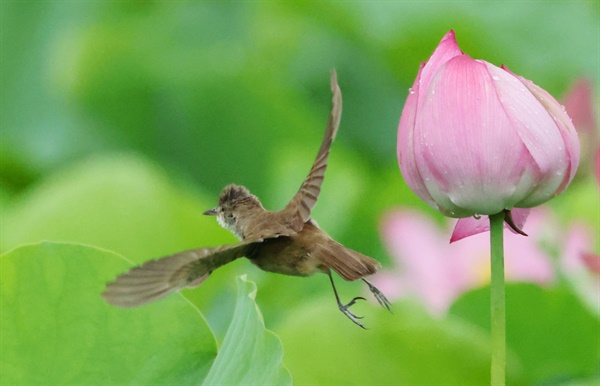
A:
[362,278,392,312]
[327,272,366,329]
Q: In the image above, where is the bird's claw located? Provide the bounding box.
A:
[338,296,367,329]
[345,296,366,309]
[364,280,392,312]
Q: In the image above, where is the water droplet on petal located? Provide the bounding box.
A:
[492,75,500,80]
[409,88,415,94]
[473,214,481,220]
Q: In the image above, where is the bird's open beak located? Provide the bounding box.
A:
[203,207,218,216]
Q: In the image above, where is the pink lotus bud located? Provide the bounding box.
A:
[398,30,580,218]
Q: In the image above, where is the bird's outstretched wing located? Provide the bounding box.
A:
[281,69,342,232]
[102,240,261,308]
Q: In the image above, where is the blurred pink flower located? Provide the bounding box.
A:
[374,208,555,316]
[581,253,600,275]
[561,220,600,313]
[595,146,600,184]
[397,30,580,240]
[563,78,597,137]
[558,79,599,307]
[563,221,598,274]
[562,78,599,180]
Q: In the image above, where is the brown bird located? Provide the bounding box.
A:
[102,70,390,328]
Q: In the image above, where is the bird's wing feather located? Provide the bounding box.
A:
[102,240,261,308]
[281,69,342,232]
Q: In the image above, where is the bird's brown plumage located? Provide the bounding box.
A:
[102,241,259,307]
[102,69,383,317]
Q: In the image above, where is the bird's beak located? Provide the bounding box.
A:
[203,207,218,216]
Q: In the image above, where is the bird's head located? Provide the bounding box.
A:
[203,184,263,239]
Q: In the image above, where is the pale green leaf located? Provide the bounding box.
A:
[203,275,291,386]
[0,242,217,385]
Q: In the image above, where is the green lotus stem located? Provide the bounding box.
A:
[490,211,506,385]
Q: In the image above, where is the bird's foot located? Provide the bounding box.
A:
[364,280,392,312]
[338,296,367,329]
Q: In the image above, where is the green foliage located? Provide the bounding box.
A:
[0,154,234,259]
[550,177,600,252]
[0,242,217,385]
[275,300,510,385]
[1,243,290,385]
[203,276,291,385]
[450,283,600,384]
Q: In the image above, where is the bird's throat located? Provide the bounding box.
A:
[217,215,244,240]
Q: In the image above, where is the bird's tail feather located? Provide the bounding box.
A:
[313,240,380,281]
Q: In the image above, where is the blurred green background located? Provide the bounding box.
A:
[1,1,599,385]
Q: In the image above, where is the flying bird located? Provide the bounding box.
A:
[103,69,390,328]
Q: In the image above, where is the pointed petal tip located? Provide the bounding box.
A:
[449,233,460,244]
[444,29,456,40]
[505,208,530,236]
[439,29,459,49]
[450,217,491,243]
